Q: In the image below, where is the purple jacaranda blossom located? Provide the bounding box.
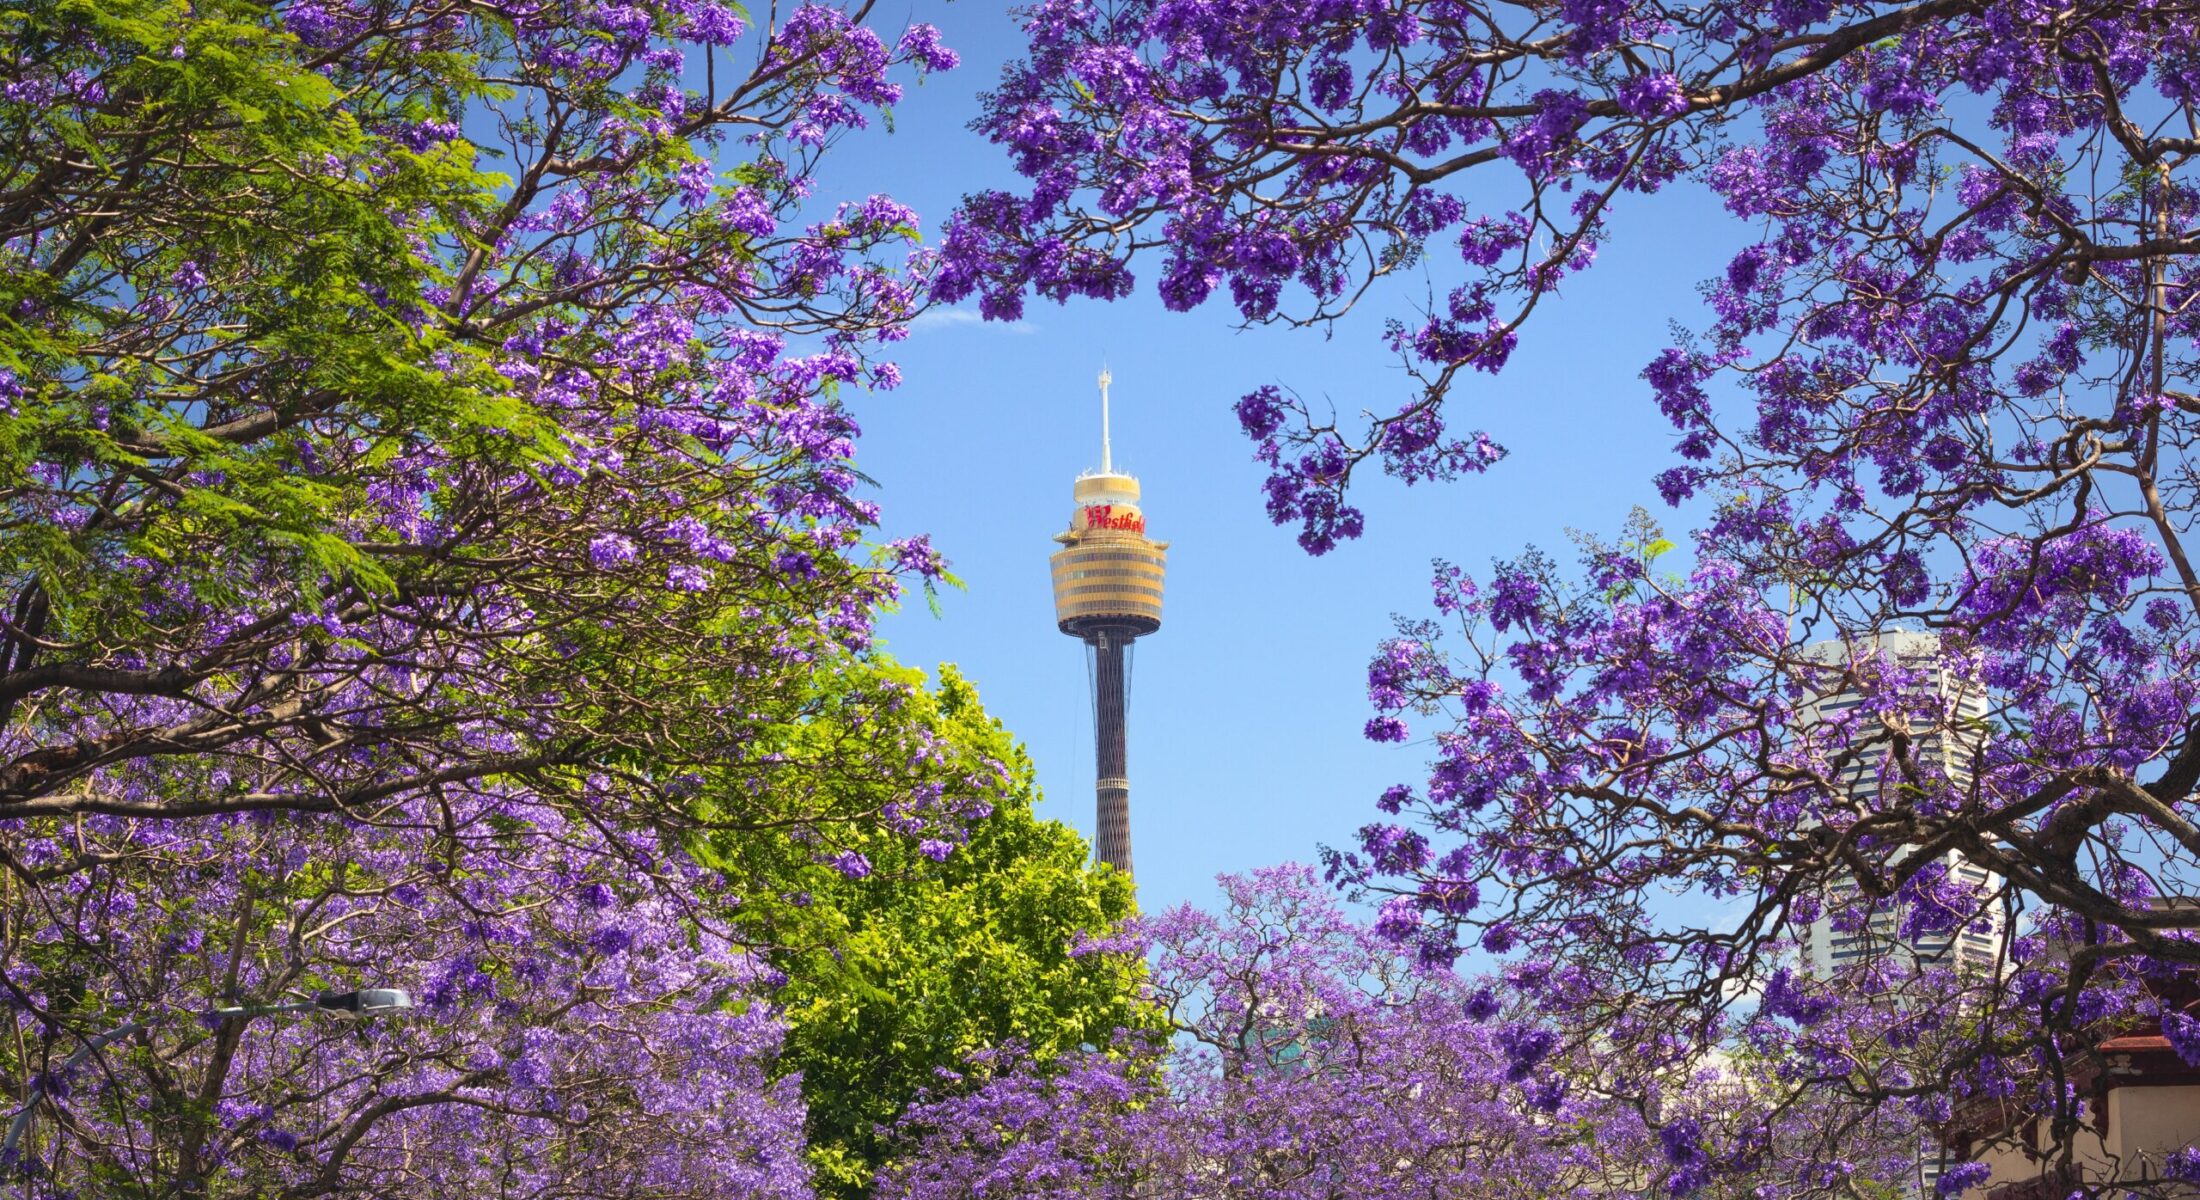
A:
[1617,71,1688,118]
[666,563,713,591]
[887,536,944,580]
[685,1,745,44]
[830,850,872,879]
[897,25,958,73]
[2166,1009,2200,1067]
[589,532,637,568]
[887,867,1918,1199]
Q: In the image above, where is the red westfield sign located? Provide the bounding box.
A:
[1081,504,1146,534]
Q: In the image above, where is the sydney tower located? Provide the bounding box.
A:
[1048,369,1167,875]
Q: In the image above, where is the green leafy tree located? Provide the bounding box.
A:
[0,0,951,832]
[702,662,1150,1199]
[0,3,993,1195]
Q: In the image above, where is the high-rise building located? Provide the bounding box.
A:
[1797,631,2004,974]
[1792,631,2005,1198]
[1049,369,1167,875]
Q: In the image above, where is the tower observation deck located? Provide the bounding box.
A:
[1051,369,1166,875]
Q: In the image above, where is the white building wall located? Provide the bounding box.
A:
[1790,632,2007,1197]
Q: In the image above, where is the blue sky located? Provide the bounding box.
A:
[817,2,1756,917]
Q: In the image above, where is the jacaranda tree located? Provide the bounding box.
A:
[0,0,1017,1195]
[885,866,1928,1199]
[6,779,811,1198]
[953,0,2200,1191]
[0,0,953,838]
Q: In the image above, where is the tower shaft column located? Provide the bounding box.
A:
[1091,631,1132,874]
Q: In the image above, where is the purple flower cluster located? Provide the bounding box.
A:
[8,794,811,1198]
[886,867,1925,1198]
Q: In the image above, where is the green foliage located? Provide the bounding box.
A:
[0,0,946,831]
[0,0,531,630]
[701,662,1150,1199]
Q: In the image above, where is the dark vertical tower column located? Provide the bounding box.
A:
[1090,629,1132,874]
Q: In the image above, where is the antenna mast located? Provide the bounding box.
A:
[1098,366,1113,474]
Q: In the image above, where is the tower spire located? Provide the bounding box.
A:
[1098,365,1113,474]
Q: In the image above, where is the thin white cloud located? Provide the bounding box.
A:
[908,307,1036,334]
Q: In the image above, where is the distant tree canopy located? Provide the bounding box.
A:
[884,866,1932,1200]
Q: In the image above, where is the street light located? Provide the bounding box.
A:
[0,988,415,1164]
